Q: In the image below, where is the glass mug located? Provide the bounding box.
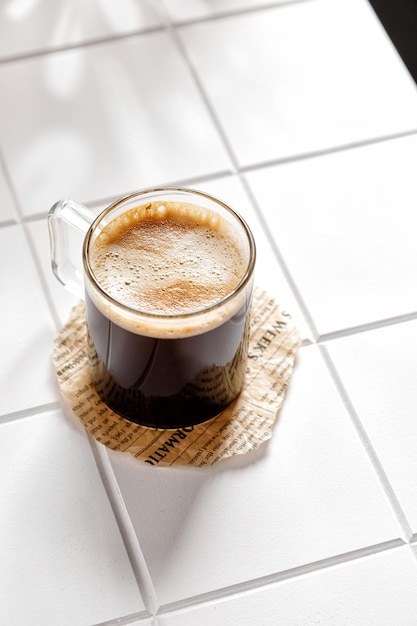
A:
[48,187,256,429]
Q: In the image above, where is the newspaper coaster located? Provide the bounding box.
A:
[53,287,300,467]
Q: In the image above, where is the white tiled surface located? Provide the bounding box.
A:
[1,0,417,624]
[0,224,58,415]
[179,0,417,166]
[110,344,403,606]
[0,33,231,218]
[0,0,162,58]
[158,546,417,625]
[0,410,146,625]
[325,320,417,533]
[245,134,417,336]
[0,162,17,225]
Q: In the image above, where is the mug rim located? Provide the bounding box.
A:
[82,186,256,323]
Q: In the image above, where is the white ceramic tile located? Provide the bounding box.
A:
[164,0,296,21]
[0,409,145,625]
[108,344,400,605]
[245,134,417,336]
[325,320,417,533]
[0,33,231,218]
[186,175,312,340]
[0,224,59,415]
[159,546,417,625]
[0,164,17,224]
[179,0,417,167]
[0,0,162,59]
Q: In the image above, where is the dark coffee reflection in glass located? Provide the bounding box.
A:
[86,293,251,428]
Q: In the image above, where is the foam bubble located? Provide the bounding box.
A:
[89,201,247,316]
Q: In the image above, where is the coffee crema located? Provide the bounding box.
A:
[89,201,246,316]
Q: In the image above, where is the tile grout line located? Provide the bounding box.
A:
[155,539,405,617]
[90,611,153,626]
[240,173,321,341]
[161,0,315,29]
[89,613,158,626]
[238,128,417,172]
[0,401,62,425]
[157,0,241,172]
[410,542,417,569]
[0,148,63,333]
[319,343,414,542]
[317,311,417,343]
[0,218,17,228]
[79,169,236,212]
[407,543,417,573]
[0,25,165,66]
[157,0,322,344]
[0,0,312,66]
[87,439,160,617]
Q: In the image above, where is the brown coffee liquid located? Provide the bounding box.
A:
[90,201,245,317]
[86,201,252,429]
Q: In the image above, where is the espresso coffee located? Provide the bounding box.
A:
[90,201,245,316]
[85,199,253,428]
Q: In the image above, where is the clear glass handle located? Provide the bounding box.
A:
[48,198,95,299]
